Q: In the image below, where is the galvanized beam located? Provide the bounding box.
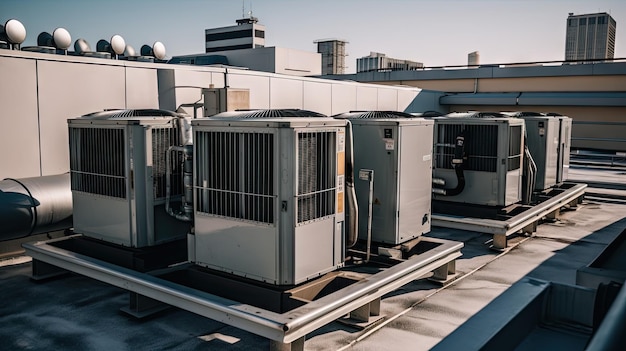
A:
[432,182,587,250]
[23,236,463,346]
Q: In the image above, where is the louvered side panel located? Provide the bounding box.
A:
[196,130,275,224]
[69,127,127,198]
[296,131,336,223]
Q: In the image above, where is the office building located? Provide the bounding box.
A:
[205,16,265,53]
[356,52,423,73]
[315,39,348,75]
[565,12,616,61]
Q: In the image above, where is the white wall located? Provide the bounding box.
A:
[0,50,421,179]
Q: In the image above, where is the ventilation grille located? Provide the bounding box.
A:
[69,127,126,198]
[152,127,183,199]
[297,131,336,223]
[436,124,498,172]
[195,131,275,224]
[215,109,326,118]
[334,111,414,119]
[507,125,523,171]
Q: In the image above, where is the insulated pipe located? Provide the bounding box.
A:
[344,120,359,248]
[0,173,72,241]
[165,145,193,222]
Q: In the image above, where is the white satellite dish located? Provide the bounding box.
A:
[52,27,72,49]
[110,35,126,55]
[3,19,26,44]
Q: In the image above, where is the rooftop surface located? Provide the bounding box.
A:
[1,166,625,350]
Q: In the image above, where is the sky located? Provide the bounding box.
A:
[2,0,625,73]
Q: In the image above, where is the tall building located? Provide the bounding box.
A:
[468,51,480,66]
[315,39,348,75]
[565,12,616,61]
[356,52,423,73]
[205,16,265,53]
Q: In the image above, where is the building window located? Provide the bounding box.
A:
[598,16,605,24]
[579,18,586,25]
[206,29,252,42]
[254,29,265,38]
[589,17,596,25]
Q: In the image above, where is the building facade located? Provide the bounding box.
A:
[565,12,616,61]
[356,52,423,73]
[205,17,265,53]
[315,39,347,75]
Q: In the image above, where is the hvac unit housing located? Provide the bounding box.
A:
[334,111,434,245]
[433,113,525,207]
[68,109,191,247]
[514,113,572,191]
[190,110,347,285]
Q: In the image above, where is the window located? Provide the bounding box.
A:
[254,29,265,38]
[205,29,252,42]
[579,18,586,25]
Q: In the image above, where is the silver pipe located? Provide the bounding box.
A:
[165,146,193,222]
[345,120,359,248]
[432,178,446,186]
[432,188,446,195]
[360,169,374,263]
[0,173,72,240]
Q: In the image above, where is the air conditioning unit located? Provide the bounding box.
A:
[68,109,192,247]
[334,111,433,245]
[190,109,346,285]
[432,112,524,207]
[506,112,572,191]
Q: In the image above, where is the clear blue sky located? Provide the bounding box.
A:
[2,0,625,72]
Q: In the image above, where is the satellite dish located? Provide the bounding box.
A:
[96,39,110,53]
[123,44,136,57]
[37,32,54,47]
[52,27,71,49]
[110,35,125,55]
[1,19,26,44]
[152,41,166,60]
[140,41,166,59]
[74,38,91,54]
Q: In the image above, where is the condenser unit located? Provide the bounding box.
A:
[68,109,192,247]
[506,112,572,191]
[334,111,433,245]
[190,109,346,285]
[432,112,524,207]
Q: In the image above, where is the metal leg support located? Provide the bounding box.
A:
[121,292,170,319]
[31,259,67,281]
[492,234,508,251]
[269,337,305,351]
[429,259,458,285]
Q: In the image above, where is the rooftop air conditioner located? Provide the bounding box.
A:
[190,109,346,285]
[334,111,433,245]
[505,112,572,191]
[68,109,192,247]
[432,112,524,207]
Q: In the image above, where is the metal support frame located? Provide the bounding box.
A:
[23,236,462,349]
[432,182,586,250]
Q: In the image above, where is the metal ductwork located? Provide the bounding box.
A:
[0,173,72,241]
